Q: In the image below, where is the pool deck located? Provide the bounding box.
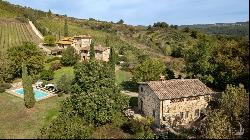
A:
[6,85,57,101]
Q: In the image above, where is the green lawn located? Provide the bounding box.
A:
[115,69,132,84]
[53,66,74,82]
[0,92,68,139]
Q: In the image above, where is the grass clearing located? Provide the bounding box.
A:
[0,92,68,139]
[115,69,132,84]
[53,66,74,83]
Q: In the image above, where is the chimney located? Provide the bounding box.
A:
[160,75,165,81]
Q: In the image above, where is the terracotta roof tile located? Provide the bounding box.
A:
[145,79,213,100]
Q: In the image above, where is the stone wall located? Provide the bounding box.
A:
[161,95,211,127]
[138,84,161,127]
[102,48,110,62]
[138,83,212,128]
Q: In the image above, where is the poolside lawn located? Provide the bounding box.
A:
[0,92,68,139]
[115,69,132,84]
[53,66,74,82]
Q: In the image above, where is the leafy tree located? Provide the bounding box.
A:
[184,39,215,84]
[212,38,249,89]
[60,47,79,66]
[7,42,45,80]
[132,58,166,82]
[64,19,68,37]
[44,35,56,46]
[69,87,128,125]
[73,61,115,93]
[165,68,175,79]
[0,52,11,82]
[40,113,93,139]
[201,84,249,139]
[89,42,95,60]
[22,63,35,108]
[56,74,73,94]
[153,22,169,28]
[170,25,178,29]
[190,30,198,39]
[41,60,129,137]
[117,19,124,24]
[183,27,190,33]
[40,70,54,81]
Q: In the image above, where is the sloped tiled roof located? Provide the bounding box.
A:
[144,79,213,100]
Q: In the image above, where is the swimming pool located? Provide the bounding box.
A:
[15,88,49,101]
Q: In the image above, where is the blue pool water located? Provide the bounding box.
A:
[15,88,49,101]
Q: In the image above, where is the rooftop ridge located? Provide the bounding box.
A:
[143,79,213,100]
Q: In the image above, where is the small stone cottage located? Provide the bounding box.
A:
[138,79,214,128]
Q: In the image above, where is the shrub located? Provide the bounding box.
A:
[46,57,61,63]
[121,117,155,139]
[56,74,73,94]
[50,61,62,71]
[0,83,12,89]
[57,92,64,97]
[0,82,12,93]
[40,70,54,81]
[0,87,5,93]
[44,35,56,46]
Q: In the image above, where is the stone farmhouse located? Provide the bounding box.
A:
[138,79,214,128]
[55,35,110,62]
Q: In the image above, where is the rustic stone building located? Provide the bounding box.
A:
[138,79,214,128]
[56,35,110,61]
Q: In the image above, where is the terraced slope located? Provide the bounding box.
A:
[0,18,42,52]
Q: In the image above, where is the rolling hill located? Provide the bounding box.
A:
[179,21,249,37]
[0,0,248,76]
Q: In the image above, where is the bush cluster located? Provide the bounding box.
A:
[0,83,12,93]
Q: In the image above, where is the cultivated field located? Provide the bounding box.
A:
[0,18,42,52]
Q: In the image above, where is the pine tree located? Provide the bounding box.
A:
[89,41,95,60]
[22,63,35,108]
[64,19,68,37]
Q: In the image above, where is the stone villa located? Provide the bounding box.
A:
[55,35,110,61]
[138,79,214,128]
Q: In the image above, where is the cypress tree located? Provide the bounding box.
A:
[48,9,52,17]
[109,46,116,69]
[106,37,116,83]
[22,63,35,108]
[64,19,68,37]
[89,41,95,60]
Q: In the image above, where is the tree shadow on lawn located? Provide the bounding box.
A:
[129,97,138,107]
[120,81,138,92]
